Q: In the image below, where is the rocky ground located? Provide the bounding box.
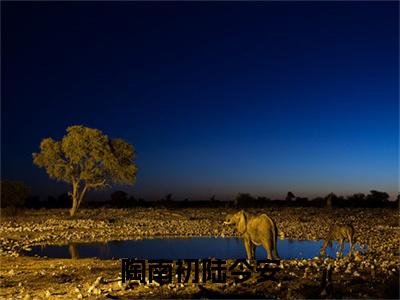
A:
[0,207,399,299]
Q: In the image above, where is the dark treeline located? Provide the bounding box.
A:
[2,181,398,210]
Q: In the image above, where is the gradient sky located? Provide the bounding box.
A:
[2,2,399,200]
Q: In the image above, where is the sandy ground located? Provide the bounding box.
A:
[0,207,399,299]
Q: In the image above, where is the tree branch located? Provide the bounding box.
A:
[77,184,88,208]
[86,179,107,189]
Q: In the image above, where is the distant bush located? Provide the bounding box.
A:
[234,193,255,208]
[25,195,42,209]
[1,181,29,213]
[14,189,398,210]
[111,190,128,207]
[285,192,295,202]
[365,190,389,206]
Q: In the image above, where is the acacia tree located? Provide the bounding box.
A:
[33,125,137,216]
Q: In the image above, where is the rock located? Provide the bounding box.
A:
[92,288,101,295]
[88,276,103,294]
[94,276,103,286]
[112,281,122,291]
[345,268,352,274]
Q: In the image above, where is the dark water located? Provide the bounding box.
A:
[25,238,362,260]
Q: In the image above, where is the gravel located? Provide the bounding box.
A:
[0,207,398,298]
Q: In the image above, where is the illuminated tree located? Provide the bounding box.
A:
[33,125,137,216]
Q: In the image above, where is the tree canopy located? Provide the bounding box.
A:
[33,125,137,216]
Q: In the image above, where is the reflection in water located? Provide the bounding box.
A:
[27,238,365,260]
[68,243,79,259]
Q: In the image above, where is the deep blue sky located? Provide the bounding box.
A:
[2,2,398,200]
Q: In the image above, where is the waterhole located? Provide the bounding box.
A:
[25,237,364,259]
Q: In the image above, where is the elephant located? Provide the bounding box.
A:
[223,210,280,260]
[319,224,354,258]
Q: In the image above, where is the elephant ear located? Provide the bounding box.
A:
[237,210,247,234]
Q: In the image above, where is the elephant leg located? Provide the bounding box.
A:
[338,239,344,258]
[262,240,273,260]
[273,239,280,260]
[244,237,252,261]
[349,234,354,252]
[319,247,325,259]
[348,234,354,255]
[251,244,257,261]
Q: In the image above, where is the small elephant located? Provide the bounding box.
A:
[224,210,280,260]
[319,224,354,258]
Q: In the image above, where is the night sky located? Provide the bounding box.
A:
[2,2,398,200]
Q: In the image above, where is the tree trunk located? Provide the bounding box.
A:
[70,195,79,217]
[69,182,89,217]
[69,180,105,216]
[69,181,79,217]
